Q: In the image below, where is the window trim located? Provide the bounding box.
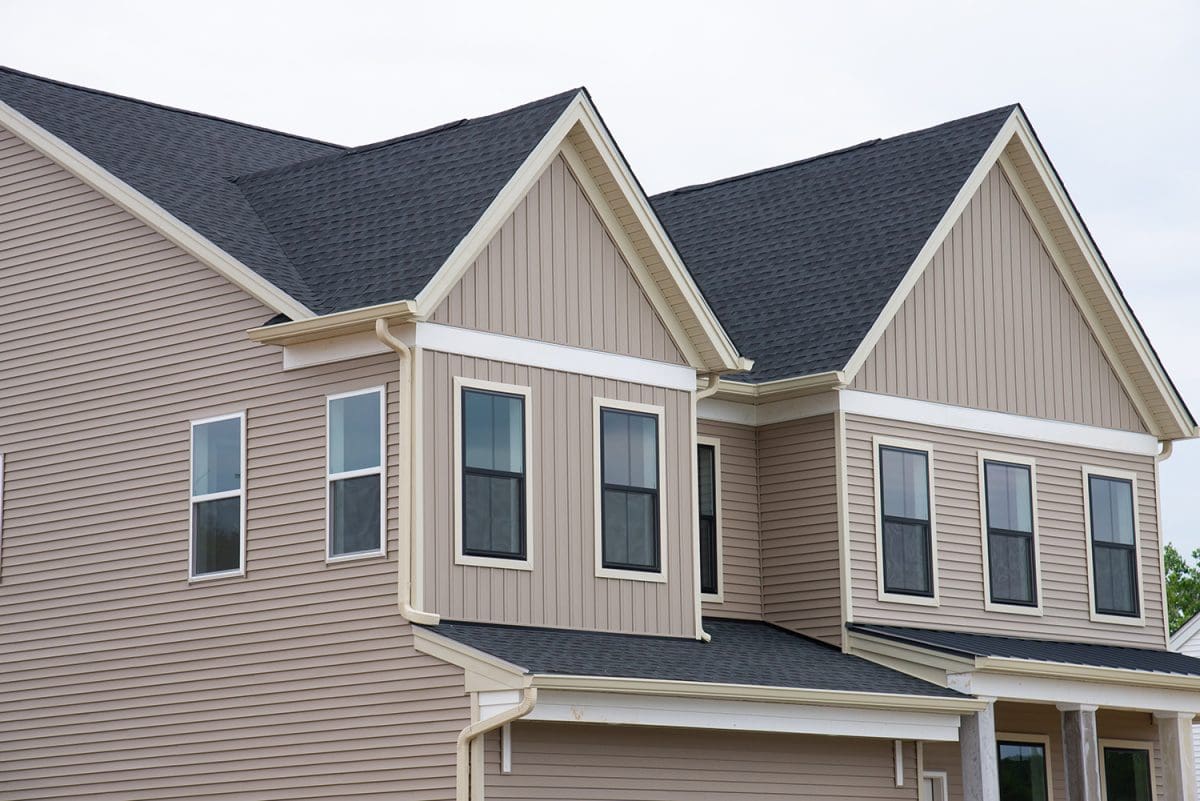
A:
[873,435,940,606]
[188,411,246,582]
[453,377,534,571]
[996,732,1055,801]
[919,770,949,801]
[1082,466,1146,626]
[593,397,667,583]
[697,435,724,603]
[978,451,1044,616]
[1098,739,1156,801]
[325,386,388,563]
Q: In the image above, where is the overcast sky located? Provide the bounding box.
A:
[4,1,1199,552]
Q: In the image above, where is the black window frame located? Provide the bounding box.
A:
[460,387,527,561]
[996,739,1049,801]
[879,444,935,598]
[983,459,1038,607]
[1088,474,1140,618]
[1102,745,1154,801]
[697,442,718,595]
[600,407,661,573]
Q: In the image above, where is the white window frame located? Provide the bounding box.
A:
[697,435,724,603]
[453,376,534,571]
[189,412,246,582]
[326,386,388,563]
[919,770,949,801]
[1082,466,1146,626]
[594,397,667,583]
[978,451,1044,616]
[996,732,1056,801]
[873,435,940,606]
[1098,738,1157,801]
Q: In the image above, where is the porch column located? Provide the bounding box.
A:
[1058,703,1102,801]
[1155,711,1197,801]
[961,699,999,801]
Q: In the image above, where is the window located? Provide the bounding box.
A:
[981,455,1039,608]
[997,740,1049,801]
[1102,744,1153,801]
[697,440,720,597]
[1085,470,1141,619]
[461,386,526,560]
[327,388,385,560]
[877,441,935,599]
[190,414,244,579]
[596,400,663,578]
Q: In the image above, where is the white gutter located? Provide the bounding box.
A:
[456,687,537,801]
[691,373,722,643]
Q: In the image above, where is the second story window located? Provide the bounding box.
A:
[597,402,662,576]
[190,413,244,579]
[1086,471,1140,619]
[328,389,385,560]
[877,441,935,600]
[697,440,720,597]
[460,384,528,562]
[981,456,1039,609]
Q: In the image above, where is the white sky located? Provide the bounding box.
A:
[4,0,1199,551]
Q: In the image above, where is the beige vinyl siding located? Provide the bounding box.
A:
[0,126,469,799]
[430,153,686,365]
[483,722,919,800]
[758,414,842,645]
[421,349,697,636]
[845,412,1166,647]
[697,420,762,619]
[853,164,1147,434]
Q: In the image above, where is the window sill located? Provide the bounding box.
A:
[596,565,667,583]
[878,590,939,607]
[1090,611,1145,627]
[188,568,245,583]
[456,553,533,571]
[701,592,724,604]
[326,550,388,565]
[984,600,1043,617]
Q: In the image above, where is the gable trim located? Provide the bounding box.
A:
[0,98,316,321]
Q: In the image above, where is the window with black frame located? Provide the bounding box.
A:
[1102,746,1153,801]
[997,740,1048,801]
[698,443,718,595]
[983,459,1037,606]
[600,407,660,572]
[1088,474,1139,617]
[462,388,526,560]
[879,444,933,597]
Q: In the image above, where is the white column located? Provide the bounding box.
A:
[1058,703,1102,801]
[1156,711,1197,801]
[961,700,999,801]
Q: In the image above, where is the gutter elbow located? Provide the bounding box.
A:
[1157,440,1175,463]
[457,687,538,801]
[696,372,721,400]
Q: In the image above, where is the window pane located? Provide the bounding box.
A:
[602,409,657,490]
[330,474,381,556]
[193,496,241,574]
[1090,476,1135,545]
[881,447,929,521]
[329,392,381,474]
[998,742,1047,801]
[192,417,241,496]
[882,520,931,595]
[698,445,716,517]
[1104,748,1152,801]
[463,390,524,473]
[463,473,523,557]
[986,461,1033,533]
[1095,543,1138,615]
[989,531,1035,604]
[603,488,657,570]
[700,517,718,594]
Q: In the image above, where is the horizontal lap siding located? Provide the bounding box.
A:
[758,414,842,645]
[484,722,919,800]
[698,420,761,619]
[845,413,1166,646]
[853,165,1147,434]
[0,127,468,799]
[422,350,696,636]
[431,154,686,365]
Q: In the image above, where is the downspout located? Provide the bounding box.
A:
[692,373,722,642]
[1155,439,1174,648]
[457,687,537,801]
[375,319,440,626]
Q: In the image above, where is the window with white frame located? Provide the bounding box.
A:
[982,456,1039,608]
[327,388,385,559]
[878,442,935,598]
[460,384,527,561]
[1086,471,1140,618]
[597,402,662,575]
[190,414,245,578]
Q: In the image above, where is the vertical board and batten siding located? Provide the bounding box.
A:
[430,154,687,365]
[852,164,1147,434]
[421,350,697,637]
[483,722,920,800]
[845,413,1166,647]
[0,126,469,799]
[758,414,842,645]
[697,419,762,619]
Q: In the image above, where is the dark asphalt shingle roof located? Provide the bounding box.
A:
[650,106,1015,381]
[428,617,965,697]
[850,623,1200,677]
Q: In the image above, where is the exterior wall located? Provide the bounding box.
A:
[420,350,697,636]
[845,412,1166,647]
[1097,708,1166,801]
[759,414,842,645]
[852,164,1147,434]
[430,153,686,365]
[1172,630,1200,790]
[0,127,469,798]
[697,419,762,619]
[483,722,920,800]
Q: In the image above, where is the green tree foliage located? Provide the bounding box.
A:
[1165,543,1200,634]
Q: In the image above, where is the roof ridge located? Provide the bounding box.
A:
[0,64,345,150]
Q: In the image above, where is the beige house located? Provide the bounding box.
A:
[1,65,1198,801]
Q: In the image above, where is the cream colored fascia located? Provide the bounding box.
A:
[411,626,531,692]
[845,629,976,683]
[976,655,1200,693]
[713,371,846,402]
[0,98,315,321]
[247,300,418,345]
